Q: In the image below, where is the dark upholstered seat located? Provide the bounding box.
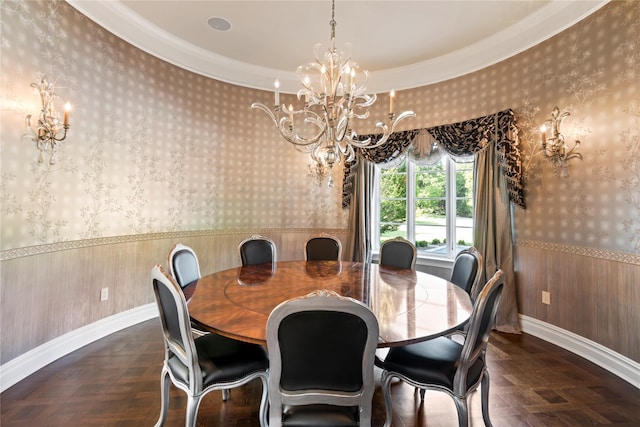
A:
[151,265,269,427]
[379,237,417,269]
[379,270,504,427]
[304,235,342,261]
[266,290,378,427]
[239,235,276,266]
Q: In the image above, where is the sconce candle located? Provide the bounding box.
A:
[63,102,71,126]
[389,90,395,115]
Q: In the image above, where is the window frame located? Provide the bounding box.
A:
[373,155,474,262]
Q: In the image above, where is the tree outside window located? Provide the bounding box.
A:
[377,156,474,259]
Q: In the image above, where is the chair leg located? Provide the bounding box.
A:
[222,389,230,401]
[185,394,203,427]
[154,367,170,427]
[452,395,469,427]
[259,373,268,427]
[380,371,396,427]
[419,388,425,400]
[481,371,493,427]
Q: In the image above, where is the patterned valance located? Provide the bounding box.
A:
[342,109,525,209]
[428,109,525,208]
[356,129,422,164]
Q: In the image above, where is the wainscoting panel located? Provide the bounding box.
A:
[0,228,347,365]
[515,243,640,363]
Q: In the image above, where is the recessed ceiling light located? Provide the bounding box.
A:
[207,16,231,32]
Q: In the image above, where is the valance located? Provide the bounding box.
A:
[342,109,525,209]
[429,109,525,208]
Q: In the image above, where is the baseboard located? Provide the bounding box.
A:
[519,315,640,389]
[0,303,158,393]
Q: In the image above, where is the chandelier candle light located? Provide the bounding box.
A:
[251,0,415,187]
[539,106,582,178]
[25,75,71,165]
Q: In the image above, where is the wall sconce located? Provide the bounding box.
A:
[308,150,332,187]
[540,106,582,178]
[25,76,71,165]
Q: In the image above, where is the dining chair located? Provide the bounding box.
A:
[266,289,379,427]
[379,236,417,269]
[238,234,277,266]
[304,234,342,261]
[379,269,504,427]
[167,243,209,337]
[450,247,484,297]
[151,265,269,427]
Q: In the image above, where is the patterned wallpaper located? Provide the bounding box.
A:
[1,0,639,257]
[0,0,347,251]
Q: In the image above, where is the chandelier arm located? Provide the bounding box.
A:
[345,136,372,147]
[251,102,278,124]
[279,117,325,147]
[390,110,418,131]
[362,110,417,148]
[335,141,356,163]
[353,93,376,108]
[334,114,350,143]
[351,109,370,120]
[252,102,324,147]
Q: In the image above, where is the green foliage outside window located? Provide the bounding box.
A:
[379,157,475,251]
[379,163,407,234]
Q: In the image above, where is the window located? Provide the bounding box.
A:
[374,155,474,259]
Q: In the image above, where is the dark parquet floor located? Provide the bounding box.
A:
[2,319,639,426]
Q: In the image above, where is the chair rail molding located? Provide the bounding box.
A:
[0,304,158,393]
[0,228,348,261]
[519,315,640,389]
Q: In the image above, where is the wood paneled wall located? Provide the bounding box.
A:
[515,244,640,362]
[0,229,347,364]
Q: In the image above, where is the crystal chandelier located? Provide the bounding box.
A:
[539,106,582,178]
[251,0,415,187]
[25,75,71,165]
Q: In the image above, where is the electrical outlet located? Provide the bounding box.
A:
[542,291,551,305]
[100,287,109,301]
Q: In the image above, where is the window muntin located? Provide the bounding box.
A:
[376,155,474,259]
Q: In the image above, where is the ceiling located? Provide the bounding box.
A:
[67,1,607,94]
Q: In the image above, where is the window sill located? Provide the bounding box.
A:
[371,252,454,269]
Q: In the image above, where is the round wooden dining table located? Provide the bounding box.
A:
[186,260,473,348]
